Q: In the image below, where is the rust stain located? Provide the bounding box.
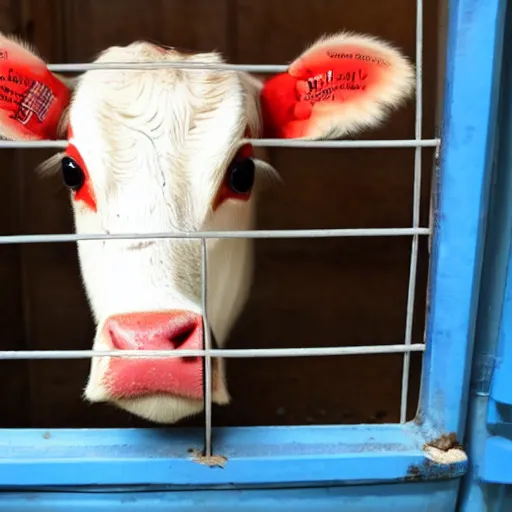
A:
[188,448,227,469]
[406,432,467,481]
[406,465,422,481]
[423,432,462,452]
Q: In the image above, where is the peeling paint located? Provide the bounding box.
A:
[405,432,468,482]
[423,446,468,465]
[424,432,462,451]
[188,449,228,469]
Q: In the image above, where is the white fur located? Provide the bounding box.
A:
[0,34,415,424]
[69,42,260,422]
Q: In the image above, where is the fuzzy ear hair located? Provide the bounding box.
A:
[0,33,71,141]
[259,32,415,140]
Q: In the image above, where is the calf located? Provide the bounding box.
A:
[0,32,415,424]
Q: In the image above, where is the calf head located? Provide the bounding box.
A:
[0,33,415,424]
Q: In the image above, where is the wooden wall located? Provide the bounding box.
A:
[0,0,441,428]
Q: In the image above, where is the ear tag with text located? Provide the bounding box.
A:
[0,35,70,140]
[260,35,414,139]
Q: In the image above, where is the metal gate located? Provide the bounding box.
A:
[0,0,508,510]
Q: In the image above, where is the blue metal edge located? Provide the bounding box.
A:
[480,156,512,485]
[417,0,507,438]
[487,238,512,423]
[482,436,512,484]
[0,424,466,488]
[0,480,462,512]
[488,234,512,408]
[456,0,511,505]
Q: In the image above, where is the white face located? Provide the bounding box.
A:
[0,31,415,425]
[62,43,272,423]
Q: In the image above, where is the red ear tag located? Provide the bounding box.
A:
[261,43,392,139]
[0,36,70,140]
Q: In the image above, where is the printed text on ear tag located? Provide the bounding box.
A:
[290,48,390,105]
[0,38,70,140]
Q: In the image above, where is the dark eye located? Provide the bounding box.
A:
[61,156,85,191]
[228,157,255,194]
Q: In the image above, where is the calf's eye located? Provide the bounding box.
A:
[212,142,256,210]
[61,156,85,191]
[228,157,255,194]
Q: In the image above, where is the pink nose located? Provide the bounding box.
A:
[103,311,205,400]
[106,310,203,352]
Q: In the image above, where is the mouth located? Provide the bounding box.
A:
[104,348,226,402]
[84,322,230,423]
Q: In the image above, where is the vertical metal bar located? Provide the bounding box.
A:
[201,239,213,456]
[400,0,424,424]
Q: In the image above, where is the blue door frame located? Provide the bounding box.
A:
[0,0,508,510]
[458,0,512,508]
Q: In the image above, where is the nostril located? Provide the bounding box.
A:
[182,356,200,363]
[109,327,121,349]
[171,326,196,349]
[172,326,201,363]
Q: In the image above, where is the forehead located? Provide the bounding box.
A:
[68,42,251,181]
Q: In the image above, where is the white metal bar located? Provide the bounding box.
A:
[201,239,213,457]
[0,139,440,150]
[249,139,440,149]
[0,141,68,149]
[0,228,430,245]
[0,344,426,360]
[48,62,289,73]
[400,0,424,424]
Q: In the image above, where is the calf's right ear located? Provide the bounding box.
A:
[0,33,71,142]
[258,32,415,140]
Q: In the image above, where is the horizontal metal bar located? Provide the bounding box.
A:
[249,139,440,148]
[0,140,67,149]
[0,228,430,245]
[0,425,466,488]
[0,486,471,510]
[0,344,426,360]
[48,62,290,73]
[0,139,440,150]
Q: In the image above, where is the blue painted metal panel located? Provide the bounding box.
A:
[457,1,512,507]
[480,200,512,486]
[482,437,512,484]
[0,481,461,512]
[489,235,512,408]
[418,0,507,438]
[0,425,467,487]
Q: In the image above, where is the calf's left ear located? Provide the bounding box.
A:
[0,33,71,142]
[258,32,415,140]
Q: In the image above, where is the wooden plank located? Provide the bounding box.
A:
[12,0,97,428]
[65,0,230,62]
[219,0,440,424]
[0,0,31,427]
